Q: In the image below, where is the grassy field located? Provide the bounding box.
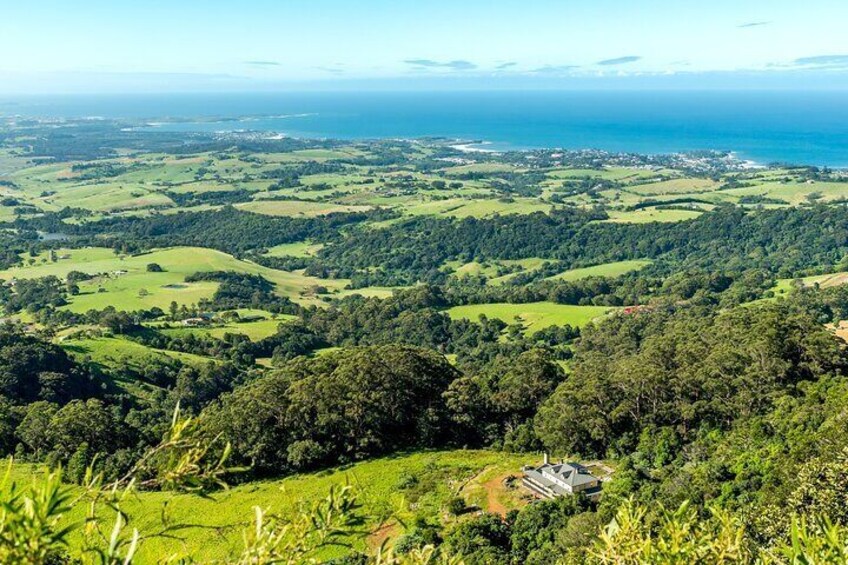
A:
[46,183,174,212]
[237,199,373,217]
[335,286,400,299]
[207,318,288,340]
[157,314,294,341]
[721,181,848,205]
[60,335,215,397]
[547,167,661,182]
[0,247,350,310]
[61,335,213,368]
[445,258,549,282]
[263,241,325,257]
[604,208,703,223]
[403,197,553,219]
[549,259,652,281]
[446,302,613,332]
[9,450,538,563]
[442,162,520,174]
[628,178,719,195]
[766,270,848,300]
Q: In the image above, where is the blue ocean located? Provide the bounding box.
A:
[2,90,847,166]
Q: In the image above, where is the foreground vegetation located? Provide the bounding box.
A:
[8,450,534,562]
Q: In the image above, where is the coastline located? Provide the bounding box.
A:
[3,90,847,168]
[449,141,500,153]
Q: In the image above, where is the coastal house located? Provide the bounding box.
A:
[522,455,602,501]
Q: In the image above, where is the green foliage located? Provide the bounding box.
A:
[19,399,124,463]
[591,499,751,564]
[0,325,98,404]
[236,485,365,564]
[204,345,460,476]
[58,205,392,256]
[535,301,847,458]
[589,498,848,565]
[2,275,68,313]
[509,495,591,563]
[776,516,848,564]
[443,513,511,565]
[186,270,298,313]
[445,348,564,447]
[133,404,238,493]
[446,497,466,516]
[305,206,848,286]
[0,464,75,564]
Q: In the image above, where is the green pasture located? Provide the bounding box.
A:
[236,199,373,217]
[157,315,294,341]
[604,208,703,223]
[548,259,652,281]
[403,197,552,218]
[61,335,213,369]
[263,241,324,258]
[9,450,536,563]
[721,181,848,205]
[0,247,349,311]
[547,167,661,182]
[445,302,613,332]
[628,178,719,195]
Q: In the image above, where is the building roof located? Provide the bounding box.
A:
[543,462,598,487]
[523,461,602,499]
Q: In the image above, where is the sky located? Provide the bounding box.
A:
[2,0,848,93]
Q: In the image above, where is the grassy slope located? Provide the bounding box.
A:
[446,302,613,332]
[236,200,373,217]
[59,335,215,397]
[61,336,213,367]
[447,258,651,286]
[157,316,294,341]
[446,258,548,281]
[546,167,660,182]
[604,208,703,223]
[628,178,719,195]
[0,247,350,310]
[765,270,848,301]
[263,241,325,258]
[11,450,537,563]
[722,181,848,205]
[548,260,653,281]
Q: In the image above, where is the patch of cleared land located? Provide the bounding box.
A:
[403,197,553,219]
[237,199,373,217]
[157,315,294,342]
[263,241,325,257]
[604,208,703,224]
[628,178,720,195]
[830,320,848,343]
[722,181,848,206]
[547,167,662,182]
[61,336,213,368]
[767,270,848,300]
[445,258,549,282]
[548,260,652,281]
[446,302,613,332]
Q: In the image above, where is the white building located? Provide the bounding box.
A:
[522,455,602,501]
